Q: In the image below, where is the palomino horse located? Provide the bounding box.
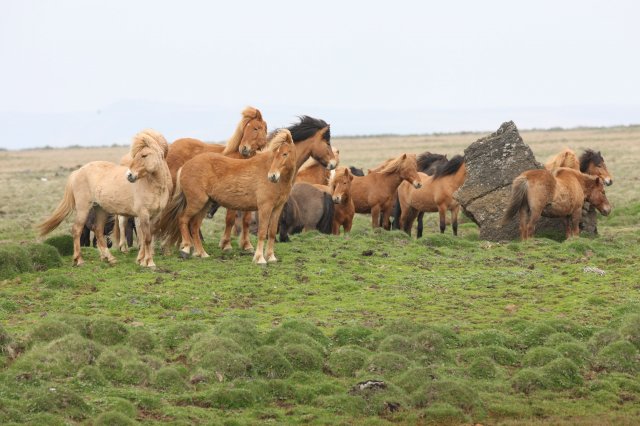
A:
[217,115,337,251]
[278,183,335,242]
[38,129,172,267]
[545,148,613,186]
[328,167,355,235]
[395,155,466,237]
[502,167,611,240]
[295,147,340,185]
[350,154,422,229]
[157,130,297,264]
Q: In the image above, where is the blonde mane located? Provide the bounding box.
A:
[372,153,413,175]
[267,129,293,152]
[222,106,264,155]
[298,156,321,172]
[130,128,168,158]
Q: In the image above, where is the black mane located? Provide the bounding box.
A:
[417,152,448,175]
[286,115,330,143]
[433,155,464,179]
[579,149,604,172]
[349,166,365,177]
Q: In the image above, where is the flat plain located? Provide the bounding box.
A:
[0,124,639,425]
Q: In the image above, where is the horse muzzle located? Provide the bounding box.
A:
[327,160,337,170]
[240,146,252,157]
[599,204,612,216]
[605,178,613,186]
[413,181,423,189]
[333,196,342,204]
[268,172,281,183]
[126,170,137,183]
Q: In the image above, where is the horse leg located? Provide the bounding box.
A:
[191,212,209,258]
[371,205,381,229]
[138,214,155,267]
[69,201,92,266]
[116,215,129,253]
[526,207,542,241]
[266,204,286,263]
[239,211,255,251]
[332,218,340,236]
[438,204,447,234]
[219,209,236,251]
[253,208,270,265]
[416,212,425,238]
[381,204,393,230]
[177,205,200,258]
[94,208,117,264]
[518,207,528,240]
[451,205,460,236]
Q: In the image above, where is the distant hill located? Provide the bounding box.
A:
[1,101,638,150]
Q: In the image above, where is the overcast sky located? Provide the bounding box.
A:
[1,1,639,147]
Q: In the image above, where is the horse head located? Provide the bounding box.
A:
[399,154,422,189]
[127,130,166,182]
[308,126,337,170]
[586,176,612,216]
[239,107,268,158]
[581,150,613,186]
[267,130,296,183]
[331,167,353,204]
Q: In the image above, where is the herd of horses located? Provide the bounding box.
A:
[37,107,615,268]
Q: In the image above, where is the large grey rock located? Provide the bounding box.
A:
[455,121,566,241]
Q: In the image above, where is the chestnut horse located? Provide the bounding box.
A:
[545,148,613,186]
[329,167,355,235]
[295,147,340,185]
[502,167,611,240]
[278,183,335,242]
[351,154,422,229]
[38,129,172,267]
[157,130,297,264]
[395,155,466,237]
[217,115,337,251]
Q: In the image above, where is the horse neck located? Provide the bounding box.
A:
[144,162,173,192]
[294,138,315,170]
[376,170,403,192]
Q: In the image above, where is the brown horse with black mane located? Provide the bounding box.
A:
[503,167,611,240]
[217,115,337,250]
[395,155,466,237]
[157,130,297,264]
[545,148,613,185]
[351,153,422,229]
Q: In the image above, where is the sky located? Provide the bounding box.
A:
[1,0,639,148]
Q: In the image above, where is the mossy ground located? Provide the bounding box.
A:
[1,132,639,424]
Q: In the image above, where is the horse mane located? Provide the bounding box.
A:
[349,166,365,177]
[222,106,264,155]
[298,156,320,172]
[130,129,168,158]
[373,153,414,175]
[286,115,330,143]
[267,129,293,152]
[579,149,605,172]
[417,152,448,175]
[433,155,465,179]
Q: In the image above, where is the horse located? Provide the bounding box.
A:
[278,183,335,242]
[217,115,337,251]
[328,167,355,235]
[295,147,340,185]
[350,153,422,229]
[156,129,297,264]
[502,167,611,240]
[38,129,172,267]
[391,151,449,231]
[395,155,466,237]
[165,106,268,183]
[545,148,613,185]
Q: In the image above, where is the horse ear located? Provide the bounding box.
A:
[255,109,262,121]
[401,153,407,160]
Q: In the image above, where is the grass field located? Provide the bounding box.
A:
[0,125,639,425]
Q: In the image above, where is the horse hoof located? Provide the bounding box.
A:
[119,247,129,254]
[179,250,191,259]
[267,255,277,263]
[73,259,84,267]
[242,243,254,251]
[108,258,117,265]
[255,258,267,265]
[195,252,210,258]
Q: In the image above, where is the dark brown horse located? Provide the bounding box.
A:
[503,167,611,240]
[278,183,335,242]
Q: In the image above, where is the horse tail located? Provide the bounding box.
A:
[316,192,335,234]
[391,197,401,230]
[157,167,188,246]
[38,178,76,236]
[502,175,528,224]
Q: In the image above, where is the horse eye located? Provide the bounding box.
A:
[283,153,288,157]
[142,154,148,158]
